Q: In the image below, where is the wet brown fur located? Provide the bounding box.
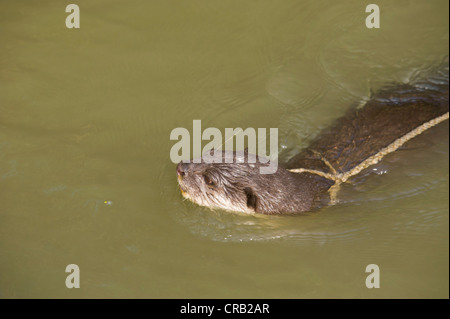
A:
[177,72,449,214]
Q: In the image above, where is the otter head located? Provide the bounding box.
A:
[176,150,317,214]
[176,150,265,213]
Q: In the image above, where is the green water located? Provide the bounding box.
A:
[0,0,448,298]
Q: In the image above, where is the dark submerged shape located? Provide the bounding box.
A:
[176,69,449,215]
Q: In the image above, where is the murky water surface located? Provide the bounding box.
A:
[0,0,448,298]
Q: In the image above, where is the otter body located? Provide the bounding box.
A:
[176,78,449,215]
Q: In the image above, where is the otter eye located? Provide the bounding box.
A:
[203,174,215,186]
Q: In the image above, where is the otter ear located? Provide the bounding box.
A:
[244,187,258,212]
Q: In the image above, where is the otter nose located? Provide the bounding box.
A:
[176,162,189,177]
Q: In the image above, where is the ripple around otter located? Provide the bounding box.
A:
[165,120,448,246]
[168,185,447,254]
[170,205,370,244]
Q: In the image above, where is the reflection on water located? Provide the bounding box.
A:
[0,0,448,298]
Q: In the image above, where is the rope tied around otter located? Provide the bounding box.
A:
[289,111,449,204]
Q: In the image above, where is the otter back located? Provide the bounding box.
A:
[286,84,449,175]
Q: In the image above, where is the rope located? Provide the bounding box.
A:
[288,112,449,203]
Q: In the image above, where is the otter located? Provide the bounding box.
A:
[176,72,449,215]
